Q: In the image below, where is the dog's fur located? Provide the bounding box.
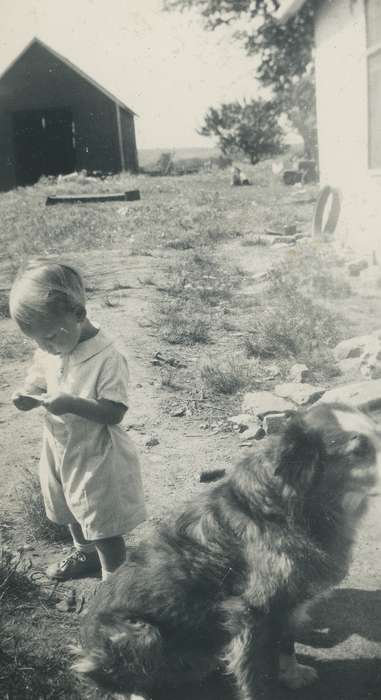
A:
[73,402,381,699]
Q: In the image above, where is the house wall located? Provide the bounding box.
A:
[0,42,137,189]
[314,0,381,255]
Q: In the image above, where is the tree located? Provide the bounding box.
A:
[199,99,284,163]
[164,0,317,157]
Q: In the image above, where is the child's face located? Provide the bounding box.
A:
[22,311,83,355]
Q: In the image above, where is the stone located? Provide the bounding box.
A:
[284,224,297,235]
[274,383,325,406]
[270,235,296,246]
[242,391,294,418]
[263,413,289,435]
[360,340,381,379]
[337,357,363,375]
[319,379,381,411]
[145,435,160,448]
[334,334,381,362]
[346,258,369,277]
[241,423,266,441]
[288,363,311,383]
[228,414,258,432]
[171,406,186,417]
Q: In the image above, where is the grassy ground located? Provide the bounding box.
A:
[1,162,381,699]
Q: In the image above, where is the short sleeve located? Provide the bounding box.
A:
[96,349,129,407]
[24,349,48,392]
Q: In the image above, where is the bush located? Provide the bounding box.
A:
[244,242,346,371]
[201,355,257,394]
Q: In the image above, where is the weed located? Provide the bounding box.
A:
[16,467,71,544]
[0,291,10,318]
[245,294,343,361]
[201,355,257,395]
[159,366,179,389]
[165,235,198,250]
[241,236,269,247]
[161,311,209,345]
[0,547,35,602]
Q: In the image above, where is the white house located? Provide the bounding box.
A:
[276,0,381,258]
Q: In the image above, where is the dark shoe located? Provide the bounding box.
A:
[46,549,101,580]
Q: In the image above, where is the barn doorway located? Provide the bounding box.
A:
[12,108,76,185]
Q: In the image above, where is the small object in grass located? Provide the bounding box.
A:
[17,544,35,552]
[284,224,297,235]
[145,435,159,448]
[199,468,226,483]
[170,406,186,417]
[56,589,76,613]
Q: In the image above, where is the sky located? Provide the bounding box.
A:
[0,0,262,150]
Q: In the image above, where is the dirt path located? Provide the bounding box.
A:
[2,240,381,699]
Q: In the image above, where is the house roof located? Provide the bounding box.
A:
[0,37,137,116]
[274,0,308,22]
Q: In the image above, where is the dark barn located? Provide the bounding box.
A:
[0,38,139,191]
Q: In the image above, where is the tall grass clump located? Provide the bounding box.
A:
[0,546,35,602]
[16,468,71,543]
[245,242,347,372]
[159,300,210,345]
[201,355,257,395]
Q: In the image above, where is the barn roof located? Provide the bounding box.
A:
[274,0,308,22]
[0,37,137,116]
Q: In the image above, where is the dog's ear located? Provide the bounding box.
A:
[275,413,325,494]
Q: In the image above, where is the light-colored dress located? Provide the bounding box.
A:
[25,326,146,540]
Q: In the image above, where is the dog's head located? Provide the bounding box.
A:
[274,402,381,520]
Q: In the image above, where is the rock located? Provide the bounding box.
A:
[263,413,289,435]
[265,364,281,379]
[334,334,381,361]
[284,224,297,235]
[145,435,160,448]
[360,341,381,379]
[228,414,258,432]
[274,383,325,406]
[346,258,369,277]
[199,469,226,483]
[319,379,381,411]
[242,424,266,441]
[288,363,311,383]
[170,406,186,417]
[55,589,76,613]
[337,357,363,375]
[56,599,72,612]
[270,235,296,246]
[242,391,294,418]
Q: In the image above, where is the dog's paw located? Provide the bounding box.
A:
[279,661,318,690]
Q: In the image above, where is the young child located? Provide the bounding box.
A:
[10,258,146,582]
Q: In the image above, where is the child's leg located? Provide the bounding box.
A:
[69,522,97,552]
[94,536,126,580]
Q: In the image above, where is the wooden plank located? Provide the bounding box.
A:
[45,190,140,205]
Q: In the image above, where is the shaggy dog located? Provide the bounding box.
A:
[73,402,381,699]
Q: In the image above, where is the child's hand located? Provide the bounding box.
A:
[39,392,73,415]
[12,391,44,411]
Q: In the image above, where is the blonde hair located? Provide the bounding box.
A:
[9,258,86,329]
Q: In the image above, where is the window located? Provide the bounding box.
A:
[366,0,381,168]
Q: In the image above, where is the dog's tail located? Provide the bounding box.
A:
[71,613,164,693]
